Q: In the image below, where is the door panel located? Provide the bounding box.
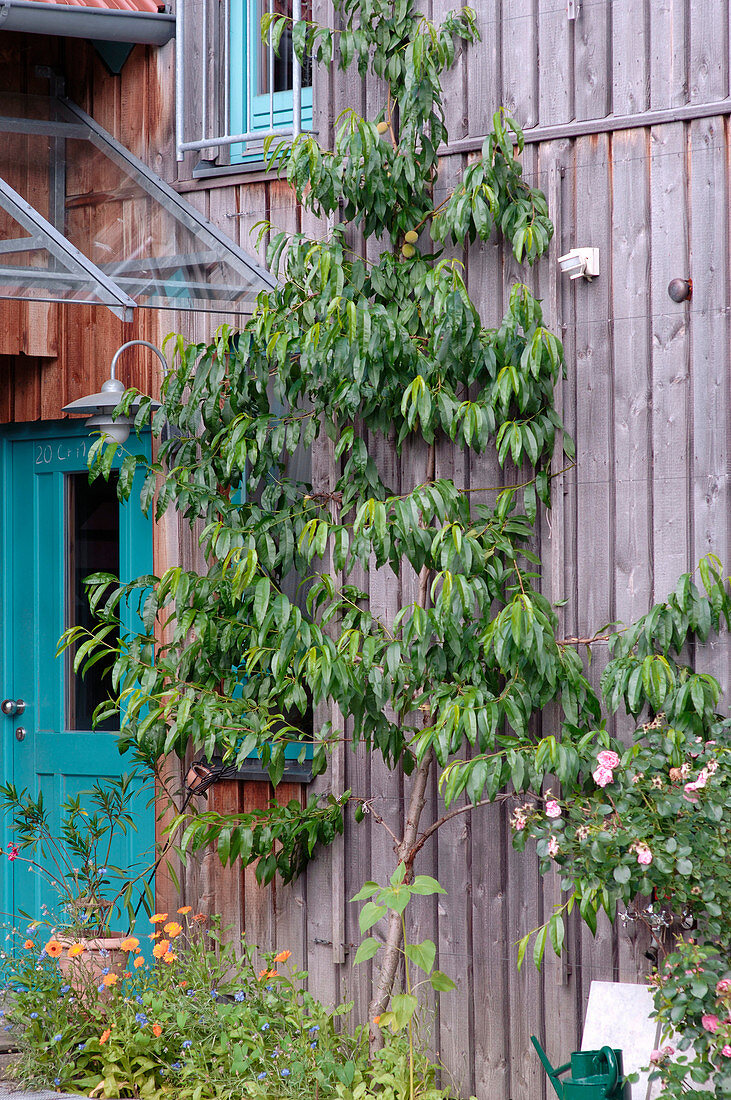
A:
[0,422,154,930]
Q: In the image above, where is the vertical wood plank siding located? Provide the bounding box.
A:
[1,4,730,1098]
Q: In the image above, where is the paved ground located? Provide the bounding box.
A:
[0,1089,90,1099]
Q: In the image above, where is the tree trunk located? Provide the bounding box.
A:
[367,747,434,1046]
[367,441,437,1048]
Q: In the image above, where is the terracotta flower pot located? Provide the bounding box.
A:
[57,935,130,991]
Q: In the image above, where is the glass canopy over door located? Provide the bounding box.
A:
[0,94,276,320]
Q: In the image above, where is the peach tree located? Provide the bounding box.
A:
[65,0,731,1078]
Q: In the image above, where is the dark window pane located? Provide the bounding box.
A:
[258,0,313,93]
[66,473,119,732]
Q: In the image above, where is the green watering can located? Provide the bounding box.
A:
[531,1036,628,1100]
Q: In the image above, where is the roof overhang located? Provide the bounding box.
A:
[0,94,277,320]
[0,1,175,46]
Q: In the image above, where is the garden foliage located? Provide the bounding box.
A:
[1,912,449,1100]
[59,0,731,1094]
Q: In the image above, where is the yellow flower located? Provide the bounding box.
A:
[177,906,192,915]
[163,921,183,938]
[100,1028,111,1045]
[44,939,63,958]
[120,937,139,951]
[274,949,291,963]
[133,956,145,969]
[67,943,85,958]
[150,913,168,923]
[152,939,171,959]
[102,973,118,987]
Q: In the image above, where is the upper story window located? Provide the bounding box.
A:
[229,0,313,163]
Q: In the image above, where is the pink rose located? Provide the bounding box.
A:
[548,836,559,859]
[694,769,708,789]
[722,1046,731,1058]
[701,1014,720,1033]
[716,979,731,995]
[683,782,700,803]
[545,800,562,819]
[662,1046,674,1056]
[649,1050,662,1065]
[597,750,620,770]
[7,844,18,862]
[593,765,614,788]
[636,844,653,866]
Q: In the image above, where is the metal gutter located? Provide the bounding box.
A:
[0,1,175,46]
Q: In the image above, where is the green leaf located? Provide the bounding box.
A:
[404,939,436,975]
[353,937,380,964]
[351,881,381,901]
[409,875,446,895]
[429,969,457,992]
[358,901,387,933]
[390,994,418,1030]
[532,923,548,970]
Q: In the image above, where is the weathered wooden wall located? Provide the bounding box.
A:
[1,3,731,1098]
[270,4,731,1099]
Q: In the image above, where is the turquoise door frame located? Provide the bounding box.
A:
[0,421,155,931]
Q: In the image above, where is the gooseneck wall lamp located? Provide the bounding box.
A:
[62,339,166,443]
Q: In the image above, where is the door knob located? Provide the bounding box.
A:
[1,698,25,716]
[15,727,26,742]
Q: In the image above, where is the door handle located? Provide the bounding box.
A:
[15,727,26,742]
[1,698,25,716]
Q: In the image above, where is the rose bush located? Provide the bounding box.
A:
[517,705,730,1098]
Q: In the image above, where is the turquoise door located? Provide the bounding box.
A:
[0,421,155,932]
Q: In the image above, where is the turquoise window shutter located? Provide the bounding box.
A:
[229,0,313,164]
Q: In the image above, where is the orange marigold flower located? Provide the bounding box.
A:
[163,952,177,964]
[148,932,161,940]
[44,939,63,958]
[192,913,207,923]
[258,968,279,979]
[152,1024,162,1037]
[274,950,291,963]
[150,913,168,923]
[120,937,139,951]
[102,973,118,987]
[152,939,171,959]
[100,1029,112,1045]
[23,939,34,949]
[122,971,131,980]
[179,980,188,988]
[373,1015,381,1026]
[177,906,192,914]
[67,943,85,958]
[133,956,145,969]
[163,921,183,938]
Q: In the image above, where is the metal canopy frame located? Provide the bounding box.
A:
[0,94,278,320]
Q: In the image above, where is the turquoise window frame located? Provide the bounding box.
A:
[229,0,313,164]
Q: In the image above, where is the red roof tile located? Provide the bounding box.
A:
[24,0,163,12]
